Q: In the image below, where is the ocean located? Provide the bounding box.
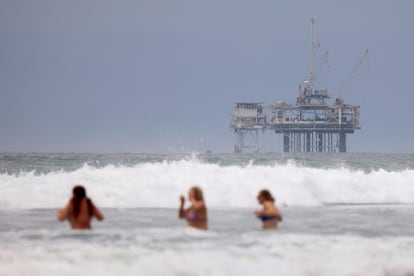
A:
[1,152,414,276]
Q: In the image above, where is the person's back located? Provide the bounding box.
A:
[57,186,104,230]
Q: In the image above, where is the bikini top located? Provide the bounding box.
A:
[258,214,281,222]
[186,208,205,222]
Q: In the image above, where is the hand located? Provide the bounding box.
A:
[180,195,185,205]
[57,209,66,221]
[254,210,261,217]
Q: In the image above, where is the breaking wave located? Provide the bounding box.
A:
[1,158,414,209]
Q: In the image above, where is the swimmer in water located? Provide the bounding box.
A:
[57,185,104,229]
[178,186,208,230]
[254,189,282,230]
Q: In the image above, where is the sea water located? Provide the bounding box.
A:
[1,152,414,276]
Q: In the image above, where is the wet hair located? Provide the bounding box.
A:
[71,185,93,218]
[190,186,204,201]
[258,189,275,202]
[73,185,86,199]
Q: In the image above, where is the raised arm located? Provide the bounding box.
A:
[178,195,187,218]
[92,203,104,221]
[57,202,70,221]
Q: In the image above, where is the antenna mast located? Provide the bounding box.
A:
[309,17,319,88]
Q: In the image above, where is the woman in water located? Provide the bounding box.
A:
[57,185,104,229]
[178,186,208,230]
[254,189,282,230]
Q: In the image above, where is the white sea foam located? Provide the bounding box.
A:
[1,232,414,276]
[1,158,414,209]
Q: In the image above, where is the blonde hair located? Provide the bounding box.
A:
[190,186,204,201]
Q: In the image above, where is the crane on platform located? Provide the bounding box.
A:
[314,50,329,86]
[338,49,369,99]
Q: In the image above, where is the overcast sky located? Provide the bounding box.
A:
[0,0,413,153]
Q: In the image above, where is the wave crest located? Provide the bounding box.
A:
[1,159,414,209]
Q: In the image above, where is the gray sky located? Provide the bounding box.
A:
[0,0,413,153]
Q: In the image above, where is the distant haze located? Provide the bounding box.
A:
[1,1,413,153]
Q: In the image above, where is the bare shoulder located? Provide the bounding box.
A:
[193,201,206,210]
[57,201,72,221]
[264,201,276,210]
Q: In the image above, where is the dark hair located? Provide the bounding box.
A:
[71,185,93,218]
[258,189,275,202]
[190,186,204,201]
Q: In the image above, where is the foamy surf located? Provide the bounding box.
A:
[1,157,414,209]
[2,201,414,276]
[2,230,414,276]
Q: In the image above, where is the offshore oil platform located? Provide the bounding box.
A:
[230,18,367,153]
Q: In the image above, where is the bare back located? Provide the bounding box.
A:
[58,198,104,229]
